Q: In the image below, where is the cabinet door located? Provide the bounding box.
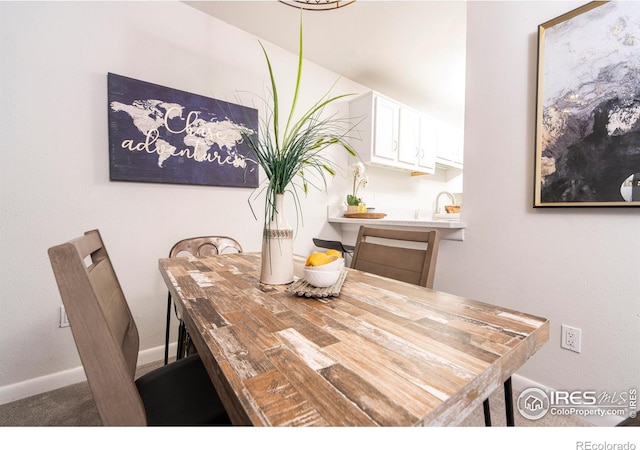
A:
[373,96,399,161]
[398,108,421,166]
[436,122,464,169]
[418,115,437,172]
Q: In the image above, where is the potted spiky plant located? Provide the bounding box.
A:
[242,17,357,285]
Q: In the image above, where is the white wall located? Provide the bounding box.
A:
[353,165,463,218]
[0,1,367,397]
[434,1,639,405]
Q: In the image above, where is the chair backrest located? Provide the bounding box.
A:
[48,229,147,425]
[169,236,243,258]
[350,226,440,289]
[312,238,353,256]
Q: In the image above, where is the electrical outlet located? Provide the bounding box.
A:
[59,306,70,328]
[561,324,581,353]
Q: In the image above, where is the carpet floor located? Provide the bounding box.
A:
[0,361,594,427]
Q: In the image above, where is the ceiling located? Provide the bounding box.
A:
[184,1,467,127]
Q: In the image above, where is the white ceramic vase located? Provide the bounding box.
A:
[260,193,294,285]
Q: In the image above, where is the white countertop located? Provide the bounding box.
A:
[327,206,466,241]
[328,215,466,228]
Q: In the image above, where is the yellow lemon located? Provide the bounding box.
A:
[305,252,331,267]
[325,249,343,259]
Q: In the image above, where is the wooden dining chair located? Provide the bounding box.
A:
[48,230,230,425]
[350,226,440,288]
[164,236,243,365]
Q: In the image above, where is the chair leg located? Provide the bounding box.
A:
[504,377,515,426]
[185,329,195,356]
[483,399,492,426]
[164,292,172,365]
[176,320,186,361]
[344,253,353,268]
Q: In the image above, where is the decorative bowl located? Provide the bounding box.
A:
[304,268,342,288]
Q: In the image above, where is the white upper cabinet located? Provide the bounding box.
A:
[436,121,464,169]
[349,91,437,173]
[398,107,420,166]
[372,95,400,162]
[418,115,437,172]
[398,108,437,173]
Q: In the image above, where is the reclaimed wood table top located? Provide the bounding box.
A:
[158,252,549,426]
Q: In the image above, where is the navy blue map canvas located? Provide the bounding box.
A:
[108,73,259,188]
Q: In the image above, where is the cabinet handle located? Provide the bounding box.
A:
[393,140,398,152]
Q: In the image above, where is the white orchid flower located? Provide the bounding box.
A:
[350,161,365,178]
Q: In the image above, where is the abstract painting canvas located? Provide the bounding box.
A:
[535,1,640,207]
[108,73,259,188]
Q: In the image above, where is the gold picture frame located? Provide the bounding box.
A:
[534,1,640,207]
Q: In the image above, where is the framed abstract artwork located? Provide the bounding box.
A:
[108,73,259,188]
[534,1,640,207]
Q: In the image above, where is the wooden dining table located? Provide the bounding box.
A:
[158,252,549,426]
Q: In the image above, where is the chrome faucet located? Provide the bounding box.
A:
[435,191,456,216]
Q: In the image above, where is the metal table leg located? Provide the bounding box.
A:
[164,292,172,365]
[504,377,515,426]
[483,399,492,426]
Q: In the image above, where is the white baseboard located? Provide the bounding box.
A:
[0,344,175,406]
[511,374,623,427]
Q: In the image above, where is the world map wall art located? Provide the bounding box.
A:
[534,1,640,207]
[108,73,259,188]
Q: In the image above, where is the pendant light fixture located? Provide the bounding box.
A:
[279,1,356,11]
